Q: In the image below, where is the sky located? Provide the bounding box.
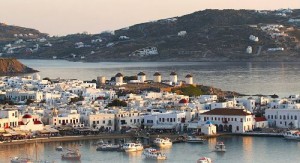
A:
[0,0,299,36]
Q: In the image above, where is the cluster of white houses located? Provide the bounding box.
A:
[0,74,300,139]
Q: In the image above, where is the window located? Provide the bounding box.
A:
[240,118,243,122]
[283,115,286,120]
[235,118,237,121]
[167,118,169,122]
[295,116,297,120]
[291,115,293,120]
[103,120,105,124]
[97,121,99,124]
[215,117,217,121]
[280,115,282,119]
[93,121,96,124]
[218,118,220,121]
[236,126,239,131]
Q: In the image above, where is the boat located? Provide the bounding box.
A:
[186,136,205,143]
[61,149,81,160]
[56,146,63,151]
[96,144,121,151]
[153,137,172,148]
[143,148,167,160]
[11,157,33,163]
[122,143,144,152]
[283,130,300,140]
[197,157,212,163]
[93,139,104,146]
[215,142,226,152]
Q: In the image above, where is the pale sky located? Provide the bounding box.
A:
[0,0,299,36]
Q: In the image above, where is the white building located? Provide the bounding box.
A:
[19,114,44,131]
[0,109,19,129]
[143,111,186,131]
[115,111,144,131]
[83,113,115,131]
[170,72,178,84]
[200,108,255,133]
[178,31,187,37]
[49,110,82,128]
[265,108,300,128]
[137,72,146,83]
[246,46,253,54]
[115,73,124,85]
[6,90,43,102]
[153,72,162,83]
[185,74,193,85]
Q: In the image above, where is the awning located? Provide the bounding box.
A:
[187,123,201,129]
[39,129,50,134]
[151,124,176,129]
[45,128,59,133]
[2,133,12,137]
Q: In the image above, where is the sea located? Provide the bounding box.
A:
[1,136,300,163]
[19,59,300,97]
[1,59,300,163]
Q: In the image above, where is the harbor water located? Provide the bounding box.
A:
[1,136,300,163]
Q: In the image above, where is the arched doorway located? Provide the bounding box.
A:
[218,124,223,132]
[229,125,233,132]
[224,125,228,132]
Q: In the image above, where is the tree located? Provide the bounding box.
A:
[69,96,84,104]
[107,99,127,107]
[26,99,35,105]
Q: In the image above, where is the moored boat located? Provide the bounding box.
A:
[187,136,205,143]
[197,157,212,163]
[143,148,167,160]
[96,144,121,151]
[153,137,172,148]
[215,142,226,152]
[10,157,33,163]
[56,146,63,151]
[122,143,144,152]
[61,149,81,160]
[283,130,300,140]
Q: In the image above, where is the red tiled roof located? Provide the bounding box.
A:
[18,121,24,125]
[201,108,252,116]
[23,114,32,118]
[179,99,188,104]
[254,117,267,122]
[34,121,42,124]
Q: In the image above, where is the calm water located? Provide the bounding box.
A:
[20,60,300,97]
[1,136,300,163]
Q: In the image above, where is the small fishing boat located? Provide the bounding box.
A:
[56,146,63,151]
[215,142,226,152]
[61,149,81,160]
[143,148,167,160]
[197,157,212,163]
[186,136,205,143]
[283,130,300,140]
[153,137,172,148]
[122,143,144,152]
[10,157,33,163]
[96,144,121,151]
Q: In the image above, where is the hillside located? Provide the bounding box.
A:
[0,58,38,75]
[1,9,300,62]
